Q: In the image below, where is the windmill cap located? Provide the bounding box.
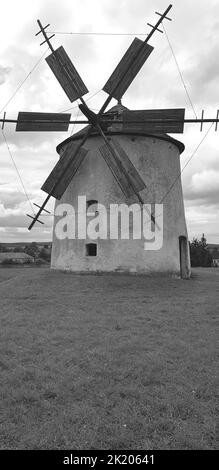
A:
[56,105,185,155]
[107,101,129,113]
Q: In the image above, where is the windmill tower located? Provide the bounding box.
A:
[50,102,190,277]
[14,4,191,278]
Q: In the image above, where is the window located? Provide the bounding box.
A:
[87,200,99,216]
[87,200,98,209]
[86,243,97,256]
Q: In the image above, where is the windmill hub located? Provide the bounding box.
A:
[78,104,99,127]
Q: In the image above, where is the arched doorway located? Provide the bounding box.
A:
[179,236,190,279]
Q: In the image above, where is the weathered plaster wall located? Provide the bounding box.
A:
[51,134,191,276]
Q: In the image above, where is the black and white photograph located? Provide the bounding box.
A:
[0,0,218,462]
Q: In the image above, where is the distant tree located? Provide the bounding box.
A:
[38,248,51,262]
[24,242,39,259]
[190,234,212,267]
[201,233,207,247]
[13,246,23,253]
[35,258,47,265]
[1,258,15,265]
[0,244,10,252]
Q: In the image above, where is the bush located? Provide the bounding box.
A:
[1,258,33,266]
[35,258,47,265]
[39,248,51,262]
[24,242,40,259]
[1,259,16,265]
[190,235,212,267]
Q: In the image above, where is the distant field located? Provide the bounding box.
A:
[0,267,218,450]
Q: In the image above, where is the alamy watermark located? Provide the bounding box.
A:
[54,196,163,250]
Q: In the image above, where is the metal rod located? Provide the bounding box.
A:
[147,23,163,33]
[215,110,219,131]
[146,4,172,41]
[36,19,55,52]
[155,12,172,21]
[0,118,89,124]
[33,202,50,213]
[35,23,50,36]
[27,214,44,225]
[1,112,6,130]
[2,117,219,125]
[200,110,204,132]
[28,196,50,229]
[40,34,55,46]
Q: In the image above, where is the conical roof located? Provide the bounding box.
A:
[106,101,129,114]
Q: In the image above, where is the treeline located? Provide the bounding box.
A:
[189,235,212,267]
[22,242,51,262]
[0,242,51,263]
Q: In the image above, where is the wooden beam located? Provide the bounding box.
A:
[16,112,71,131]
[41,141,88,199]
[46,46,88,103]
[122,108,185,133]
[110,138,146,193]
[103,38,153,101]
[99,143,135,198]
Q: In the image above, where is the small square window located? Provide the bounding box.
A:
[86,243,97,256]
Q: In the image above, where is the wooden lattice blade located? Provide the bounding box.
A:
[110,139,146,193]
[103,38,154,101]
[16,112,71,131]
[41,141,88,199]
[122,109,185,133]
[99,138,146,198]
[46,46,89,103]
[99,144,133,198]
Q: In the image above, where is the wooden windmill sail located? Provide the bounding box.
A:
[5,3,215,230]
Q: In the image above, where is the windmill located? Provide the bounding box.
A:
[13,3,187,230]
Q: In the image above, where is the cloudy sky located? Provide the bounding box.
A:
[0,0,219,243]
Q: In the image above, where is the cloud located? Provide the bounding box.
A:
[184,168,219,196]
[184,45,219,105]
[191,169,219,191]
[0,191,34,210]
[0,213,32,228]
[0,65,11,85]
[0,214,51,228]
[185,203,219,242]
[0,0,219,243]
[0,226,52,242]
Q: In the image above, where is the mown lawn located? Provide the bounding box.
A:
[0,267,218,450]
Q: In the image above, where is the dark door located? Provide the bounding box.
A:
[179,236,190,279]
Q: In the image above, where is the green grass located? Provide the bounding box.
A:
[0,267,218,450]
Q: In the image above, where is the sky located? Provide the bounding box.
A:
[0,0,219,244]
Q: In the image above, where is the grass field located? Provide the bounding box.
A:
[0,267,218,450]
